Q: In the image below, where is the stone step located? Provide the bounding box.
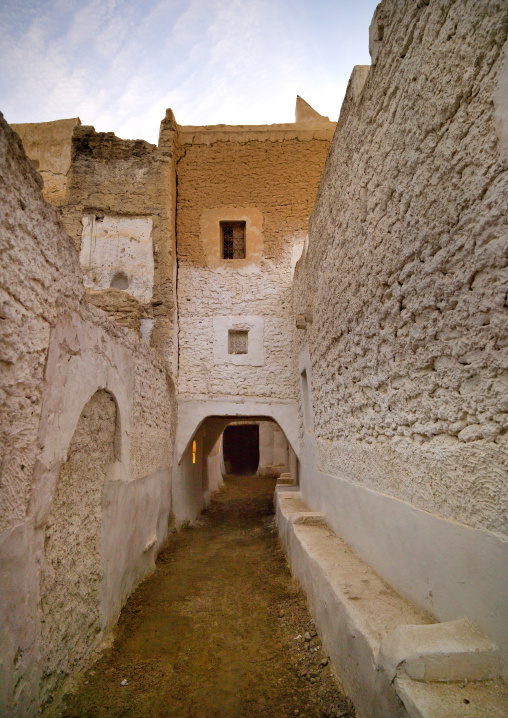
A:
[395,675,508,718]
[379,618,501,684]
[274,490,507,718]
[276,473,294,486]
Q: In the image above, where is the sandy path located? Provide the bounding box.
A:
[53,475,355,718]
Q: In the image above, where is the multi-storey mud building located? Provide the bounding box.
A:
[1,1,508,715]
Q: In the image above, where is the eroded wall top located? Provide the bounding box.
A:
[11,117,81,204]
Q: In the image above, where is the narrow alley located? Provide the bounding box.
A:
[50,476,355,718]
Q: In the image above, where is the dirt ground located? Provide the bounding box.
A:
[52,475,355,718]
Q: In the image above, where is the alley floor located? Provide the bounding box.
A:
[50,475,355,718]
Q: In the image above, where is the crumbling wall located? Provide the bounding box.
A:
[293,0,508,671]
[66,123,178,367]
[0,114,176,716]
[11,118,80,204]
[0,117,83,536]
[13,119,179,371]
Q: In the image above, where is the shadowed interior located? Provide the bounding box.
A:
[223,424,260,475]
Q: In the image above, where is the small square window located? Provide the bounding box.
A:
[228,329,248,355]
[221,221,246,259]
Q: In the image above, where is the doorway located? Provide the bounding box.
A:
[222,424,260,475]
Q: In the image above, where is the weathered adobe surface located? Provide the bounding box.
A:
[294,0,508,535]
[11,118,80,205]
[176,132,332,401]
[40,390,117,708]
[0,112,175,533]
[85,289,144,333]
[1,113,82,533]
[63,125,163,250]
[13,120,179,363]
[1,111,176,716]
[67,124,177,365]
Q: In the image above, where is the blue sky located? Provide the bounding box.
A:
[0,0,379,144]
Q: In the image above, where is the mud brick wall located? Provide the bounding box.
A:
[294,0,508,535]
[12,119,179,370]
[176,126,333,401]
[0,113,176,715]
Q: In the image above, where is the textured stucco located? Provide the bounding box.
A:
[292,0,508,678]
[40,390,116,706]
[294,0,508,536]
[11,118,80,204]
[14,120,179,374]
[177,126,333,405]
[0,114,176,716]
[4,16,507,710]
[80,214,154,303]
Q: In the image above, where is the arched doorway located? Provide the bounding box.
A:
[39,390,117,704]
[173,415,298,524]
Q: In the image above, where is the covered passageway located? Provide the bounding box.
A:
[172,413,299,525]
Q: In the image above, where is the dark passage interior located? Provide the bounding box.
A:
[223,424,259,475]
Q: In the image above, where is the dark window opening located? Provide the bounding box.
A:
[223,424,259,475]
[221,221,246,259]
[228,329,248,355]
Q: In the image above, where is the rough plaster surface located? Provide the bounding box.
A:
[259,421,289,474]
[11,118,80,203]
[212,315,265,366]
[200,206,263,268]
[80,214,154,303]
[276,489,508,717]
[177,128,332,403]
[85,288,144,333]
[275,489,431,718]
[0,114,176,716]
[40,390,116,704]
[294,0,508,536]
[176,398,299,465]
[0,114,83,535]
[15,120,179,374]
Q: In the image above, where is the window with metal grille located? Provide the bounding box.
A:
[228,330,248,355]
[221,221,246,259]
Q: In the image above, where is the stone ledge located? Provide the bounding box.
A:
[177,122,336,145]
[395,675,508,718]
[274,490,507,718]
[379,619,501,684]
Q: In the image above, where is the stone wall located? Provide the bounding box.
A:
[175,120,334,404]
[12,117,179,372]
[0,114,176,716]
[12,118,80,204]
[39,390,117,708]
[293,0,508,673]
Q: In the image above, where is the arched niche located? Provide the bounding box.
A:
[39,390,118,704]
[110,271,129,290]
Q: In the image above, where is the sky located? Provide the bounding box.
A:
[0,0,379,144]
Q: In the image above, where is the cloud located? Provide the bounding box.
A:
[0,0,378,142]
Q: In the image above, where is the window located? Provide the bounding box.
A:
[192,440,196,464]
[221,221,246,259]
[228,330,248,355]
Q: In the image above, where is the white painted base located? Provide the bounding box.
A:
[298,449,508,679]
